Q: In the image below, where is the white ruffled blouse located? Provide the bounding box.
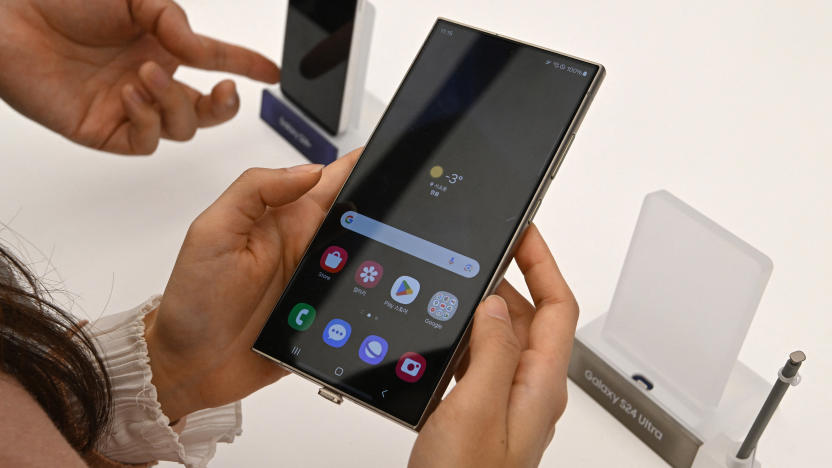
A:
[86,296,241,468]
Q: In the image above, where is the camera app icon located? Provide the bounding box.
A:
[395,352,426,383]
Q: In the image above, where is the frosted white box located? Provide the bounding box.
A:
[568,190,773,467]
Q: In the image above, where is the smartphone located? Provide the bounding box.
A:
[280,0,372,135]
[254,18,604,430]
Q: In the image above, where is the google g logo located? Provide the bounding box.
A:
[345,215,355,224]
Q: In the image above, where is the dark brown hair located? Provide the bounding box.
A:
[0,245,111,453]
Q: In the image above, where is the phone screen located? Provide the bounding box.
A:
[255,19,600,427]
[281,0,358,134]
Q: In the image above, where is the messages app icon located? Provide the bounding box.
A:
[391,276,420,305]
[322,319,351,348]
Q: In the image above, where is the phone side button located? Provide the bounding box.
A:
[551,133,575,179]
[318,387,343,405]
[527,198,543,225]
[564,132,575,154]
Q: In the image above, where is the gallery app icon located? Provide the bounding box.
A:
[354,260,383,288]
[358,335,389,365]
[428,291,459,321]
[390,275,420,305]
[396,352,426,383]
[288,303,316,331]
[320,246,348,273]
[322,319,352,348]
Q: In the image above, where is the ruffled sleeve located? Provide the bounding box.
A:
[86,296,242,468]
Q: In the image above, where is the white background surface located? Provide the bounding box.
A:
[1,1,829,466]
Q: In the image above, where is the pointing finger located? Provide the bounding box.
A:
[129,0,280,83]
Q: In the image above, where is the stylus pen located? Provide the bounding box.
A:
[736,350,806,460]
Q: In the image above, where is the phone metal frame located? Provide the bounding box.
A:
[253,17,605,431]
[335,0,371,134]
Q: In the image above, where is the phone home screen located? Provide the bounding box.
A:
[255,20,599,427]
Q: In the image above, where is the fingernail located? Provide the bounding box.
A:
[483,296,511,323]
[226,92,238,109]
[148,65,171,90]
[125,84,147,105]
[287,163,324,173]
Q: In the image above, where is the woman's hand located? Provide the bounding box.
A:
[144,150,360,422]
[0,0,279,154]
[410,225,580,468]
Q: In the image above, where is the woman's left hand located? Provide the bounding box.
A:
[144,150,360,422]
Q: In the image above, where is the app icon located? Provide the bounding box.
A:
[358,335,389,365]
[427,291,459,321]
[390,275,420,305]
[354,260,383,288]
[288,303,316,331]
[322,319,352,348]
[320,246,348,273]
[396,352,426,382]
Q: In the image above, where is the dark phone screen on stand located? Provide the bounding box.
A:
[255,19,598,426]
[281,0,358,134]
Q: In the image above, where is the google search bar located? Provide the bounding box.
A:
[340,211,480,279]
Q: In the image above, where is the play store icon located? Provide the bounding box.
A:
[390,275,421,305]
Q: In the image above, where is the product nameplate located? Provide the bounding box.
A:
[568,338,702,468]
[260,89,339,164]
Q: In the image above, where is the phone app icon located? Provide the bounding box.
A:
[390,275,420,305]
[354,260,383,288]
[320,246,348,273]
[358,335,389,365]
[322,319,352,348]
[288,303,316,331]
[396,352,426,383]
[428,291,459,321]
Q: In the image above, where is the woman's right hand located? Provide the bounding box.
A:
[409,224,580,468]
[0,0,279,155]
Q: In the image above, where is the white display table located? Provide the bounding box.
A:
[0,1,828,466]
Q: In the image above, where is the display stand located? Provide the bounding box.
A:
[260,85,385,164]
[260,1,381,164]
[568,190,775,468]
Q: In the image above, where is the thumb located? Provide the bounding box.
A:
[200,164,323,236]
[453,295,521,411]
